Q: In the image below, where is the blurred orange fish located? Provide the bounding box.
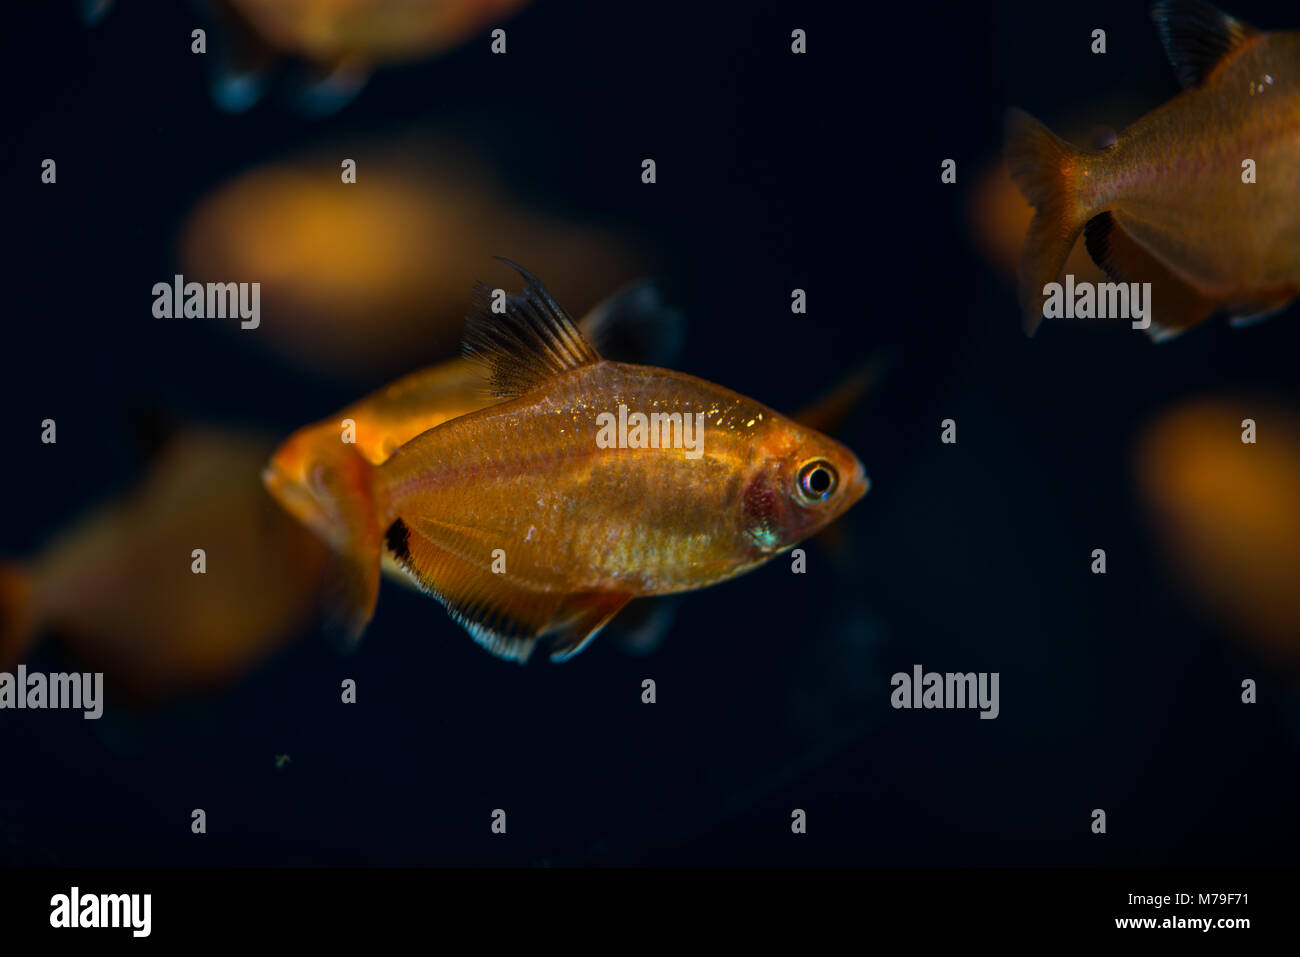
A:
[179,142,647,379]
[266,263,869,662]
[1136,397,1300,663]
[90,0,533,113]
[1006,1,1300,340]
[0,428,329,701]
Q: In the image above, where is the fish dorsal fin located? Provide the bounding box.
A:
[1152,0,1258,89]
[463,258,602,400]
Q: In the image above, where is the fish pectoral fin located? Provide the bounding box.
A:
[791,351,892,435]
[382,517,625,663]
[545,593,632,662]
[1083,212,1221,341]
[293,58,372,117]
[605,596,683,657]
[1152,0,1258,89]
[207,0,278,112]
[463,259,603,400]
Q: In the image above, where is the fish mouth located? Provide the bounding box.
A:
[261,465,288,500]
[262,465,310,520]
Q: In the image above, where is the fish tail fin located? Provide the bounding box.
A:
[321,443,387,650]
[0,562,37,670]
[264,437,386,650]
[1004,108,1092,335]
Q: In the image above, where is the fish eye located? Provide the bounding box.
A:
[796,459,837,503]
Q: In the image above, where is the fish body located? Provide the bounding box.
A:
[214,0,531,112]
[224,0,530,65]
[265,263,867,662]
[381,361,859,595]
[1006,1,1300,339]
[264,280,683,553]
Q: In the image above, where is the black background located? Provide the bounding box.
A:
[1,0,1297,869]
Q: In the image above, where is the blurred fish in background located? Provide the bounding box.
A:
[1135,397,1300,666]
[177,138,649,380]
[0,426,329,703]
[1005,0,1300,340]
[85,0,533,113]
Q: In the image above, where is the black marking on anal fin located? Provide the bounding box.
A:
[1151,0,1258,90]
[462,259,602,400]
[385,518,412,564]
[1084,212,1115,274]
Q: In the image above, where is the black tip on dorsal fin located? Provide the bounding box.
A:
[462,259,602,400]
[1151,0,1257,89]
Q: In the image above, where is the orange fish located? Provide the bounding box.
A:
[179,142,647,379]
[89,0,533,113]
[264,278,683,593]
[265,262,869,662]
[1136,397,1300,664]
[0,428,329,701]
[268,279,681,475]
[215,0,533,112]
[1006,0,1300,340]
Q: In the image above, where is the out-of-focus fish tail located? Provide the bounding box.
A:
[0,562,36,670]
[1004,108,1091,336]
[321,442,387,650]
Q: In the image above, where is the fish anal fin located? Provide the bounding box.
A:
[463,259,602,400]
[383,517,624,663]
[1083,211,1221,341]
[1152,0,1258,89]
[1227,296,1297,328]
